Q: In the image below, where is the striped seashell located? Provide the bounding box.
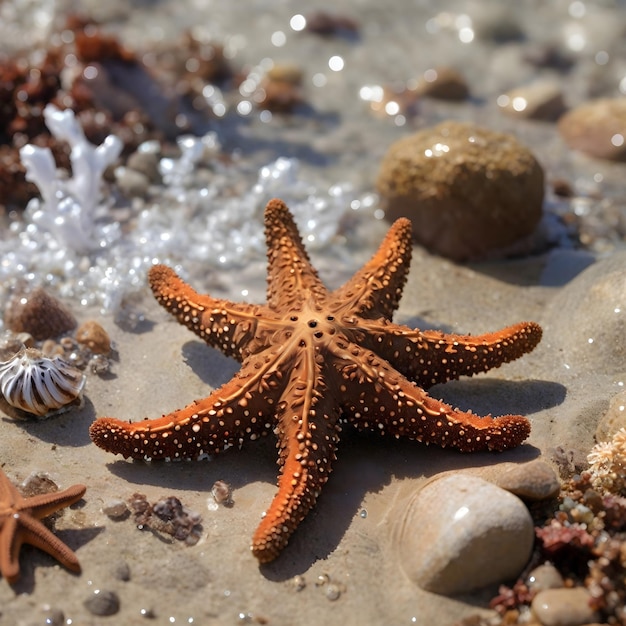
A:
[0,347,86,417]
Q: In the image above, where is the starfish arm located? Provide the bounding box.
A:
[331,217,412,320]
[1,513,21,583]
[17,514,81,574]
[90,349,289,460]
[24,484,86,519]
[336,346,530,452]
[360,320,543,389]
[264,198,329,311]
[251,350,341,563]
[149,264,270,361]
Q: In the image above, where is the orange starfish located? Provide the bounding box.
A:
[90,198,542,563]
[0,468,85,583]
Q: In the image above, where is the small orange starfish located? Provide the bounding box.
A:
[0,468,85,583]
[90,198,542,563]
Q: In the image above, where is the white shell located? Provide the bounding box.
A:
[0,347,86,416]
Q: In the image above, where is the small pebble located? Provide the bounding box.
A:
[40,605,65,626]
[211,480,233,506]
[558,98,626,161]
[290,575,306,591]
[114,165,150,198]
[531,587,598,626]
[139,606,157,619]
[0,332,34,360]
[498,81,566,121]
[325,584,341,601]
[76,320,112,355]
[494,460,561,501]
[90,353,112,375]
[4,288,76,341]
[84,589,121,616]
[112,560,131,582]
[258,65,304,113]
[413,67,469,101]
[126,149,161,183]
[102,499,130,519]
[396,474,534,594]
[526,563,564,592]
[376,121,544,261]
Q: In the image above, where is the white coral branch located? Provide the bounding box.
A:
[19,104,123,255]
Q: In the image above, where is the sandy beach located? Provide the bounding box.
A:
[0,1,624,624]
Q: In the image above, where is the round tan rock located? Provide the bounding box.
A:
[395,474,534,594]
[558,98,626,161]
[531,587,598,626]
[376,121,544,261]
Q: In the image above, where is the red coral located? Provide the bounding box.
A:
[536,520,595,555]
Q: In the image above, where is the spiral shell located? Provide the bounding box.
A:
[0,347,86,417]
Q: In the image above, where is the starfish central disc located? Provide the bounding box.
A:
[90,198,542,563]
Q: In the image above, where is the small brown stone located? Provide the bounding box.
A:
[4,287,76,340]
[76,320,111,355]
[414,67,469,101]
[494,460,561,501]
[258,66,305,113]
[558,98,626,161]
[499,81,566,121]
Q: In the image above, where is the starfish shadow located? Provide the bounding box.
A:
[101,374,563,576]
[181,341,239,388]
[432,378,566,418]
[260,432,542,579]
[103,436,279,494]
[260,379,563,577]
[7,524,104,593]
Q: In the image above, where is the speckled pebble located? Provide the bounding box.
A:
[531,587,598,626]
[526,563,564,592]
[595,389,626,442]
[494,460,561,501]
[376,121,544,261]
[76,320,112,355]
[84,589,121,616]
[559,98,626,161]
[395,474,534,594]
[499,81,566,121]
[544,252,626,375]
